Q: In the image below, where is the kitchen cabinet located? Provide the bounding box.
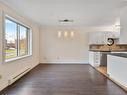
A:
[117,6,127,43]
[89,32,120,44]
[89,51,100,67]
[89,32,104,44]
[107,55,127,88]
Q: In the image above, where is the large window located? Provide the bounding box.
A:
[5,16,31,62]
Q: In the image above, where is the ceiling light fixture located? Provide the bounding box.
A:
[57,31,75,38]
[59,19,74,23]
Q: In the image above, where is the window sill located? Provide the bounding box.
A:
[5,55,32,63]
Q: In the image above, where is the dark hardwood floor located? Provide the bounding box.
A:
[0,64,127,95]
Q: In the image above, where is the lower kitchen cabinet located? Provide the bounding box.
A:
[89,51,100,67]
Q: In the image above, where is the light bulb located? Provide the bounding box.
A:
[71,31,74,37]
[58,31,62,38]
[64,31,68,37]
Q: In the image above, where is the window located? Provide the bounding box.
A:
[5,19,17,59]
[19,25,28,56]
[4,16,31,62]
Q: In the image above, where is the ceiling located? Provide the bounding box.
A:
[0,0,126,27]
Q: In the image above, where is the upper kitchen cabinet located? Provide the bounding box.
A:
[120,6,127,44]
[89,31,120,44]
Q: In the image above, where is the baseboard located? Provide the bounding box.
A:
[0,63,39,93]
[39,61,89,64]
[0,82,8,92]
[40,63,89,64]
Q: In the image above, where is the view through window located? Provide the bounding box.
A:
[5,17,31,61]
[19,25,28,56]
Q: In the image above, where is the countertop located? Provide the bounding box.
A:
[89,49,127,52]
[89,44,127,52]
[107,53,127,58]
[89,44,127,46]
[89,50,127,58]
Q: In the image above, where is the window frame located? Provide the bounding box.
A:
[3,15,32,63]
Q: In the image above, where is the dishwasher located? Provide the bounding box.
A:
[100,52,107,67]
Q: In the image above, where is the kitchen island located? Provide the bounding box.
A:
[107,53,127,91]
[89,44,127,91]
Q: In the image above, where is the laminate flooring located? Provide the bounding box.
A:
[0,64,127,95]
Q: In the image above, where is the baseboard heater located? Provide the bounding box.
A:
[8,68,31,85]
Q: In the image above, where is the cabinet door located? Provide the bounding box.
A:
[89,32,107,44]
[89,32,120,44]
[89,33,95,44]
[89,52,94,66]
[89,32,100,44]
[94,52,100,67]
[89,52,100,67]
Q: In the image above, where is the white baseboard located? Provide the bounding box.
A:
[0,63,39,92]
[0,82,8,92]
[40,61,89,64]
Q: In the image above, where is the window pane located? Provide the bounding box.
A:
[19,25,28,56]
[5,19,17,59]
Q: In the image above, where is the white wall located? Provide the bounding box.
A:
[39,26,114,64]
[0,2,40,91]
[39,26,89,64]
